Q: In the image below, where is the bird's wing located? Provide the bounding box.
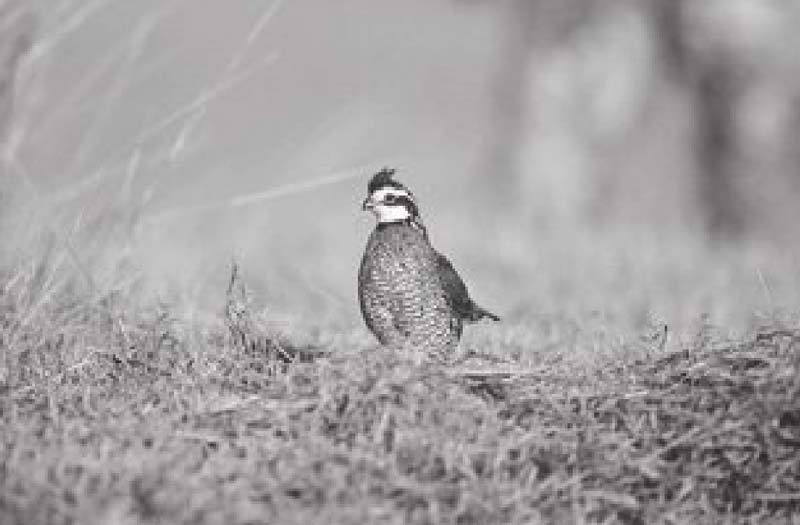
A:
[435,251,501,322]
[435,252,477,320]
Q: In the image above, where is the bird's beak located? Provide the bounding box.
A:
[361,196,375,211]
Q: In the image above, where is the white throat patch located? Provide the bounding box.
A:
[373,202,411,223]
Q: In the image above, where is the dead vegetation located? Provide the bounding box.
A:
[1,259,798,524]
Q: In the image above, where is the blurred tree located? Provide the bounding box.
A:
[657,0,800,240]
[475,0,654,231]
[469,0,800,240]
[652,0,746,239]
[481,0,593,211]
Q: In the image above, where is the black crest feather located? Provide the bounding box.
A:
[368,167,405,194]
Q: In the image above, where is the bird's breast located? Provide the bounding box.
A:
[360,225,444,307]
[358,223,461,353]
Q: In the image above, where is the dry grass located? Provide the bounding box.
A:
[0,249,799,524]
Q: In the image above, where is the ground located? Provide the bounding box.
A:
[1,230,799,525]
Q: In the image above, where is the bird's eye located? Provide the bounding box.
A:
[384,194,397,204]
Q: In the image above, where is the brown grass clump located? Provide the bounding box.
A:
[494,327,800,523]
[1,261,799,524]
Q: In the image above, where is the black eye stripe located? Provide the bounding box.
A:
[377,189,410,201]
[380,192,409,203]
[386,193,407,204]
[375,192,416,212]
[392,195,418,217]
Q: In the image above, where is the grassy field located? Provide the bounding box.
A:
[2,3,800,523]
[1,226,799,525]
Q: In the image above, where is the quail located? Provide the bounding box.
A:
[358,168,499,359]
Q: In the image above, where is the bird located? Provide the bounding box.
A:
[358,167,499,361]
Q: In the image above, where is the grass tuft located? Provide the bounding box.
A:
[2,272,799,523]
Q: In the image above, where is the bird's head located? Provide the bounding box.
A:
[361,168,420,224]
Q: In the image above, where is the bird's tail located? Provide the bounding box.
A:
[468,302,500,323]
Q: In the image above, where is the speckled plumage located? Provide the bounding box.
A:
[358,168,499,359]
[359,222,462,355]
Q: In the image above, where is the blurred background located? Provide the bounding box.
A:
[2,0,800,342]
